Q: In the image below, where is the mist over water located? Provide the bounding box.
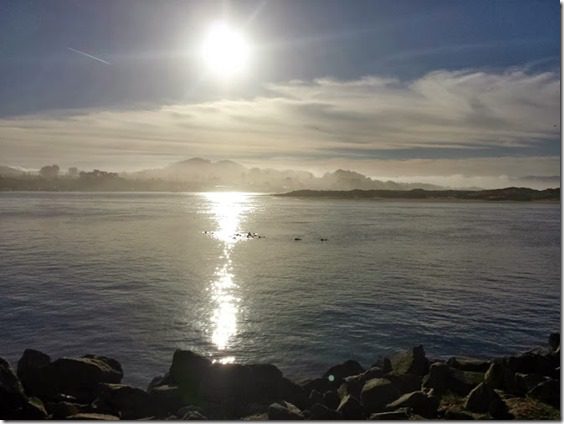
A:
[0,192,560,386]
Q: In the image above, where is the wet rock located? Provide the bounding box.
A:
[360,378,400,413]
[309,402,341,420]
[386,390,438,418]
[368,408,411,420]
[322,359,364,386]
[505,351,559,377]
[45,401,88,419]
[308,389,323,405]
[515,372,549,393]
[300,378,332,395]
[371,357,392,374]
[322,390,340,409]
[336,394,365,420]
[267,401,304,420]
[527,378,560,408]
[464,382,509,418]
[66,412,120,420]
[390,345,429,376]
[447,357,490,373]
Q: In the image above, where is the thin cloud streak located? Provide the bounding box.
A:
[67,47,111,65]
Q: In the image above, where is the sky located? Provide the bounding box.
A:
[0,0,561,188]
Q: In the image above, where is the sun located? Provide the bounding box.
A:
[200,21,251,80]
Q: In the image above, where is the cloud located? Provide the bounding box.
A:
[0,68,559,180]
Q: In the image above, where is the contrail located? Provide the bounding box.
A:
[67,47,111,65]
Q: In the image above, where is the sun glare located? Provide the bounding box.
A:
[200,21,251,79]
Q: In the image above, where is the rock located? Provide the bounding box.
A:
[338,367,385,400]
[300,378,332,395]
[389,345,429,376]
[385,372,422,395]
[0,356,29,418]
[17,349,52,398]
[309,402,341,420]
[49,356,122,402]
[447,357,490,372]
[464,382,509,418]
[336,394,365,420]
[147,373,174,392]
[386,390,438,418]
[527,378,560,408]
[505,351,558,377]
[66,412,120,420]
[484,360,519,394]
[442,407,475,420]
[422,363,482,396]
[21,396,48,419]
[549,333,560,351]
[371,357,392,374]
[98,383,153,419]
[181,410,208,420]
[322,390,340,409]
[322,360,364,386]
[515,373,549,393]
[267,401,304,420]
[169,350,212,389]
[146,385,185,416]
[46,401,88,419]
[308,389,323,405]
[360,378,400,413]
[368,408,411,420]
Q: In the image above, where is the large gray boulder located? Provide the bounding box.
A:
[337,367,384,400]
[97,383,154,419]
[17,349,52,398]
[464,382,509,418]
[267,401,303,420]
[447,357,490,372]
[360,378,400,413]
[422,362,482,395]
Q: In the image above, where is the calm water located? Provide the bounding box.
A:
[0,192,560,387]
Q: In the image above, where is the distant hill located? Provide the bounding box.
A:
[0,166,27,177]
[125,158,442,192]
[276,187,560,201]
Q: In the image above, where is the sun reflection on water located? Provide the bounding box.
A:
[203,192,254,356]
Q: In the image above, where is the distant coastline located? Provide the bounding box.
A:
[276,188,560,202]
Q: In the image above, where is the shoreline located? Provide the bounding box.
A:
[1,334,560,420]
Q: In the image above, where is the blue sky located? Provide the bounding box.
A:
[0,0,560,187]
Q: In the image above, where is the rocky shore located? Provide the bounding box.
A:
[1,334,560,420]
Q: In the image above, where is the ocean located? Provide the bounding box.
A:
[0,192,560,387]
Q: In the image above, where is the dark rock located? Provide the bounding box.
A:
[267,401,303,420]
[300,378,332,395]
[390,345,429,376]
[308,389,323,405]
[0,356,29,418]
[360,378,400,413]
[322,390,340,409]
[464,382,509,418]
[309,402,341,420]
[368,408,411,420]
[66,412,120,420]
[336,394,365,420]
[386,390,438,418]
[371,357,392,374]
[322,359,364,386]
[169,350,212,389]
[549,333,560,351]
[181,410,208,420]
[422,362,482,395]
[98,383,153,419]
[49,356,122,402]
[147,373,174,392]
[337,367,384,400]
[19,396,49,419]
[447,357,490,372]
[146,384,185,416]
[505,351,559,377]
[527,378,560,408]
[443,407,475,420]
[45,401,87,419]
[515,372,549,394]
[385,372,422,395]
[484,360,519,394]
[17,349,52,398]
